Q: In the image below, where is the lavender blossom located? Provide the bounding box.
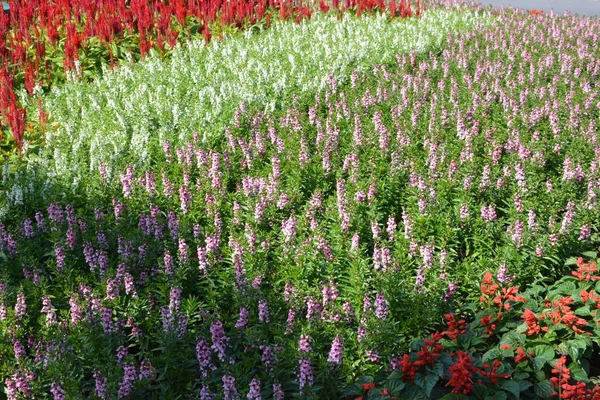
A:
[247,378,261,400]
[375,293,388,319]
[211,321,229,362]
[298,359,313,389]
[222,375,239,400]
[15,292,26,320]
[258,300,270,323]
[327,336,344,365]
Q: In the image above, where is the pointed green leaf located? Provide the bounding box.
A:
[534,380,553,398]
[532,345,555,362]
[499,380,520,400]
[415,371,439,398]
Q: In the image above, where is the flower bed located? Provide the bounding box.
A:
[0,2,599,399]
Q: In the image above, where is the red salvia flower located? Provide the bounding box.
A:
[446,351,477,395]
[521,308,547,336]
[480,314,497,335]
[441,313,467,340]
[479,359,510,384]
[399,354,418,381]
[572,258,600,281]
[515,347,530,364]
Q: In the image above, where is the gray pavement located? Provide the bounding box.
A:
[478,0,600,16]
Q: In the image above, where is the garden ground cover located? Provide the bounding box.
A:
[1,1,600,399]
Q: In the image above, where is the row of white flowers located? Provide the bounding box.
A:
[29,9,490,177]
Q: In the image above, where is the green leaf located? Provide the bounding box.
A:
[565,257,578,266]
[534,380,554,398]
[482,348,501,362]
[473,383,492,398]
[567,339,587,362]
[415,371,439,398]
[569,362,590,382]
[550,281,577,296]
[513,372,530,380]
[500,332,526,348]
[532,345,555,362]
[499,380,521,400]
[402,382,429,400]
[440,395,468,400]
[575,305,591,316]
[343,383,363,397]
[484,392,508,400]
[386,379,405,396]
[532,357,547,371]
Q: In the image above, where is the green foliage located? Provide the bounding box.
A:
[351,254,600,399]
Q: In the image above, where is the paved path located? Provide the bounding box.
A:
[478,0,600,16]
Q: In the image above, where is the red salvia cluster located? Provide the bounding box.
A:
[547,296,590,335]
[514,347,534,364]
[523,296,591,336]
[480,272,499,301]
[0,0,421,154]
[521,308,547,336]
[445,351,478,394]
[572,257,600,282]
[550,356,600,399]
[398,332,444,381]
[479,314,497,335]
[477,359,510,385]
[441,312,467,340]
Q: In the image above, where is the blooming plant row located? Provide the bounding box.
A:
[348,255,600,399]
[0,0,421,156]
[10,6,489,182]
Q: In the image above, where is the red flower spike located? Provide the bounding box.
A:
[480,314,497,335]
[399,354,418,381]
[479,359,511,384]
[441,313,467,340]
[521,308,545,336]
[446,351,478,395]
